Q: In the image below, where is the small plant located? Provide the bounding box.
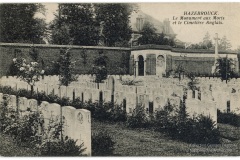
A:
[186,72,199,91]
[92,51,108,83]
[58,48,78,86]
[92,130,115,156]
[215,57,236,83]
[12,57,44,96]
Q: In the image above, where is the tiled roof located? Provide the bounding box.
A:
[130,10,175,35]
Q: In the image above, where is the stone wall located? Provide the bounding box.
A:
[0,43,131,77]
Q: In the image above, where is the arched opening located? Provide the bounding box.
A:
[138,55,144,76]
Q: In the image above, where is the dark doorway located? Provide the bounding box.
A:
[138,55,144,76]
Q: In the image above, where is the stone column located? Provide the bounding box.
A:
[144,60,147,76]
[135,61,139,76]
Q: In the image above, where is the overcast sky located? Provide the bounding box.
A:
[37,3,240,49]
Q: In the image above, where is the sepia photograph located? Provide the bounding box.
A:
[0,1,240,157]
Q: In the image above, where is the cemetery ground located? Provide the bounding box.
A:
[1,119,239,156]
[92,119,240,156]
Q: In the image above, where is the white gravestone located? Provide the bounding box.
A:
[8,95,17,110]
[62,106,76,139]
[39,101,50,130]
[74,109,91,156]
[18,97,28,112]
[28,99,38,112]
[114,91,123,105]
[230,93,240,114]
[48,103,61,122]
[103,90,111,102]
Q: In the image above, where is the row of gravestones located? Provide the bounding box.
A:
[0,93,91,156]
[2,76,239,114]
[1,79,183,116]
[198,82,240,114]
[185,95,218,127]
[187,89,240,115]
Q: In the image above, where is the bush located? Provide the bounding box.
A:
[153,101,220,144]
[126,105,149,128]
[3,111,43,146]
[91,102,112,122]
[92,131,115,156]
[0,95,14,132]
[217,110,240,127]
[40,138,85,156]
[109,104,127,122]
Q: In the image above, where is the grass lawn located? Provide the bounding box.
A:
[1,120,239,156]
[92,120,240,156]
[0,133,39,156]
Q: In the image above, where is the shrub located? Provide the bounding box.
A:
[3,111,43,146]
[126,105,148,128]
[153,101,220,144]
[0,95,14,131]
[109,104,127,122]
[217,110,240,127]
[40,138,85,156]
[91,102,112,122]
[92,131,115,156]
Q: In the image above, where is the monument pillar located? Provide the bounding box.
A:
[212,33,220,74]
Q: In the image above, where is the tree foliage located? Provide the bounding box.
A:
[138,22,175,46]
[94,3,134,46]
[215,57,236,83]
[50,4,99,45]
[0,4,47,43]
[202,32,213,49]
[92,51,108,83]
[219,36,232,51]
[58,48,78,86]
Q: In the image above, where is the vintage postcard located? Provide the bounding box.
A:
[0,2,239,157]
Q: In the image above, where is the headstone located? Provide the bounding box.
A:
[62,106,76,139]
[60,86,67,98]
[153,95,166,111]
[185,99,200,118]
[169,96,181,108]
[48,103,61,122]
[114,91,123,105]
[230,93,240,114]
[8,95,17,110]
[74,109,91,156]
[19,97,28,112]
[28,99,38,112]
[103,90,111,102]
[39,101,50,130]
